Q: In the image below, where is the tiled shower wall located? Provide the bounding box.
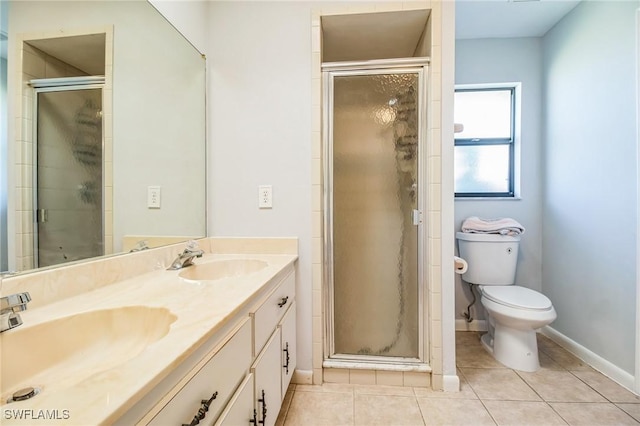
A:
[310,0,444,389]
[11,29,113,271]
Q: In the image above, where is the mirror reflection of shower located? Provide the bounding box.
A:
[32,80,104,268]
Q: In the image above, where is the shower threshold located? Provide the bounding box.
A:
[323,359,431,373]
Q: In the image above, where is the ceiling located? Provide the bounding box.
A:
[456,0,582,40]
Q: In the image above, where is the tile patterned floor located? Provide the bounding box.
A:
[276,332,640,425]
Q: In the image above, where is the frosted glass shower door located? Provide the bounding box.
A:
[330,71,421,359]
[35,88,103,267]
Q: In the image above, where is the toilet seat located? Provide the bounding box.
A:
[482,286,552,311]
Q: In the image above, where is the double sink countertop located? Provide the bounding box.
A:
[0,253,297,425]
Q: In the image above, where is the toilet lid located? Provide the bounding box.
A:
[482,286,552,311]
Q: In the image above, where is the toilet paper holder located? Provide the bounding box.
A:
[454,256,468,274]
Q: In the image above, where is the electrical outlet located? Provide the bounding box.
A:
[148,186,161,209]
[258,185,272,209]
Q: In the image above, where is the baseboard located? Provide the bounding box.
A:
[455,319,488,332]
[292,369,313,385]
[443,374,461,392]
[541,326,637,394]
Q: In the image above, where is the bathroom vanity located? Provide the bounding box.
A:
[0,238,298,426]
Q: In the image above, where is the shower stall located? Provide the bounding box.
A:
[324,60,428,366]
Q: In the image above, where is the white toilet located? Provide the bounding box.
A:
[456,232,557,372]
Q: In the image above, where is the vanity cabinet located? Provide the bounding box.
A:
[215,374,255,426]
[216,275,297,426]
[128,267,297,426]
[252,328,283,426]
[147,319,252,426]
[279,302,296,397]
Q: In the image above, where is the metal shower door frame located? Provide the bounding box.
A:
[322,58,430,367]
[31,80,105,268]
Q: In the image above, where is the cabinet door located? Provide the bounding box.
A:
[148,320,252,425]
[252,329,282,426]
[253,272,294,356]
[279,302,297,397]
[215,373,255,426]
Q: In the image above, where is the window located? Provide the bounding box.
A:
[454,85,518,198]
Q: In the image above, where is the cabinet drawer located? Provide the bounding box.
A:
[148,319,252,426]
[253,271,295,355]
[214,373,254,426]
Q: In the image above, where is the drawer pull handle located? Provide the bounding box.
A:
[249,408,258,425]
[277,296,289,308]
[283,342,290,374]
[258,389,267,425]
[181,391,218,426]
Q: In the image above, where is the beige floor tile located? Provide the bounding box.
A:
[285,390,354,426]
[536,333,562,351]
[354,394,424,425]
[550,402,640,425]
[572,370,640,403]
[617,403,640,422]
[417,398,496,425]
[461,368,541,401]
[413,373,478,399]
[353,384,415,396]
[295,383,354,394]
[456,344,506,368]
[456,331,483,346]
[538,350,565,370]
[483,400,567,425]
[518,369,607,402]
[539,345,592,371]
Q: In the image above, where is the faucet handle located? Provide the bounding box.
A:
[1,292,31,312]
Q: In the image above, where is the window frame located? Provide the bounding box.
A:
[454,84,520,199]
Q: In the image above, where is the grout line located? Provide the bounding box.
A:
[412,388,428,426]
[545,401,571,426]
[568,369,612,403]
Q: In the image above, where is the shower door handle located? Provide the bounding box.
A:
[412,209,422,226]
[37,209,48,223]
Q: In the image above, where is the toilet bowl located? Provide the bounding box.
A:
[479,285,556,372]
[456,231,557,372]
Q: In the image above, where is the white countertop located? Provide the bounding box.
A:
[0,253,297,425]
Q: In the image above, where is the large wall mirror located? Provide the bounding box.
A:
[0,1,206,274]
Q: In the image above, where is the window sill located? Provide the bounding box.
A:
[455,196,521,201]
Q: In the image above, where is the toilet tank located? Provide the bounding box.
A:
[456,232,520,285]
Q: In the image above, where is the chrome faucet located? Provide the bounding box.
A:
[1,292,31,332]
[167,248,204,270]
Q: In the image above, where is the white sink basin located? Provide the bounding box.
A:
[179,259,269,282]
[0,306,176,403]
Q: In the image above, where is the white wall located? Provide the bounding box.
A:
[208,1,314,370]
[148,0,209,54]
[454,37,543,321]
[542,0,638,375]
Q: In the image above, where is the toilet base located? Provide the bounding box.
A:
[481,325,540,372]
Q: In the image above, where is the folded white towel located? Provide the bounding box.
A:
[461,216,525,236]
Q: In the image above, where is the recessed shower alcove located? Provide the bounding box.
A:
[316,7,443,386]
